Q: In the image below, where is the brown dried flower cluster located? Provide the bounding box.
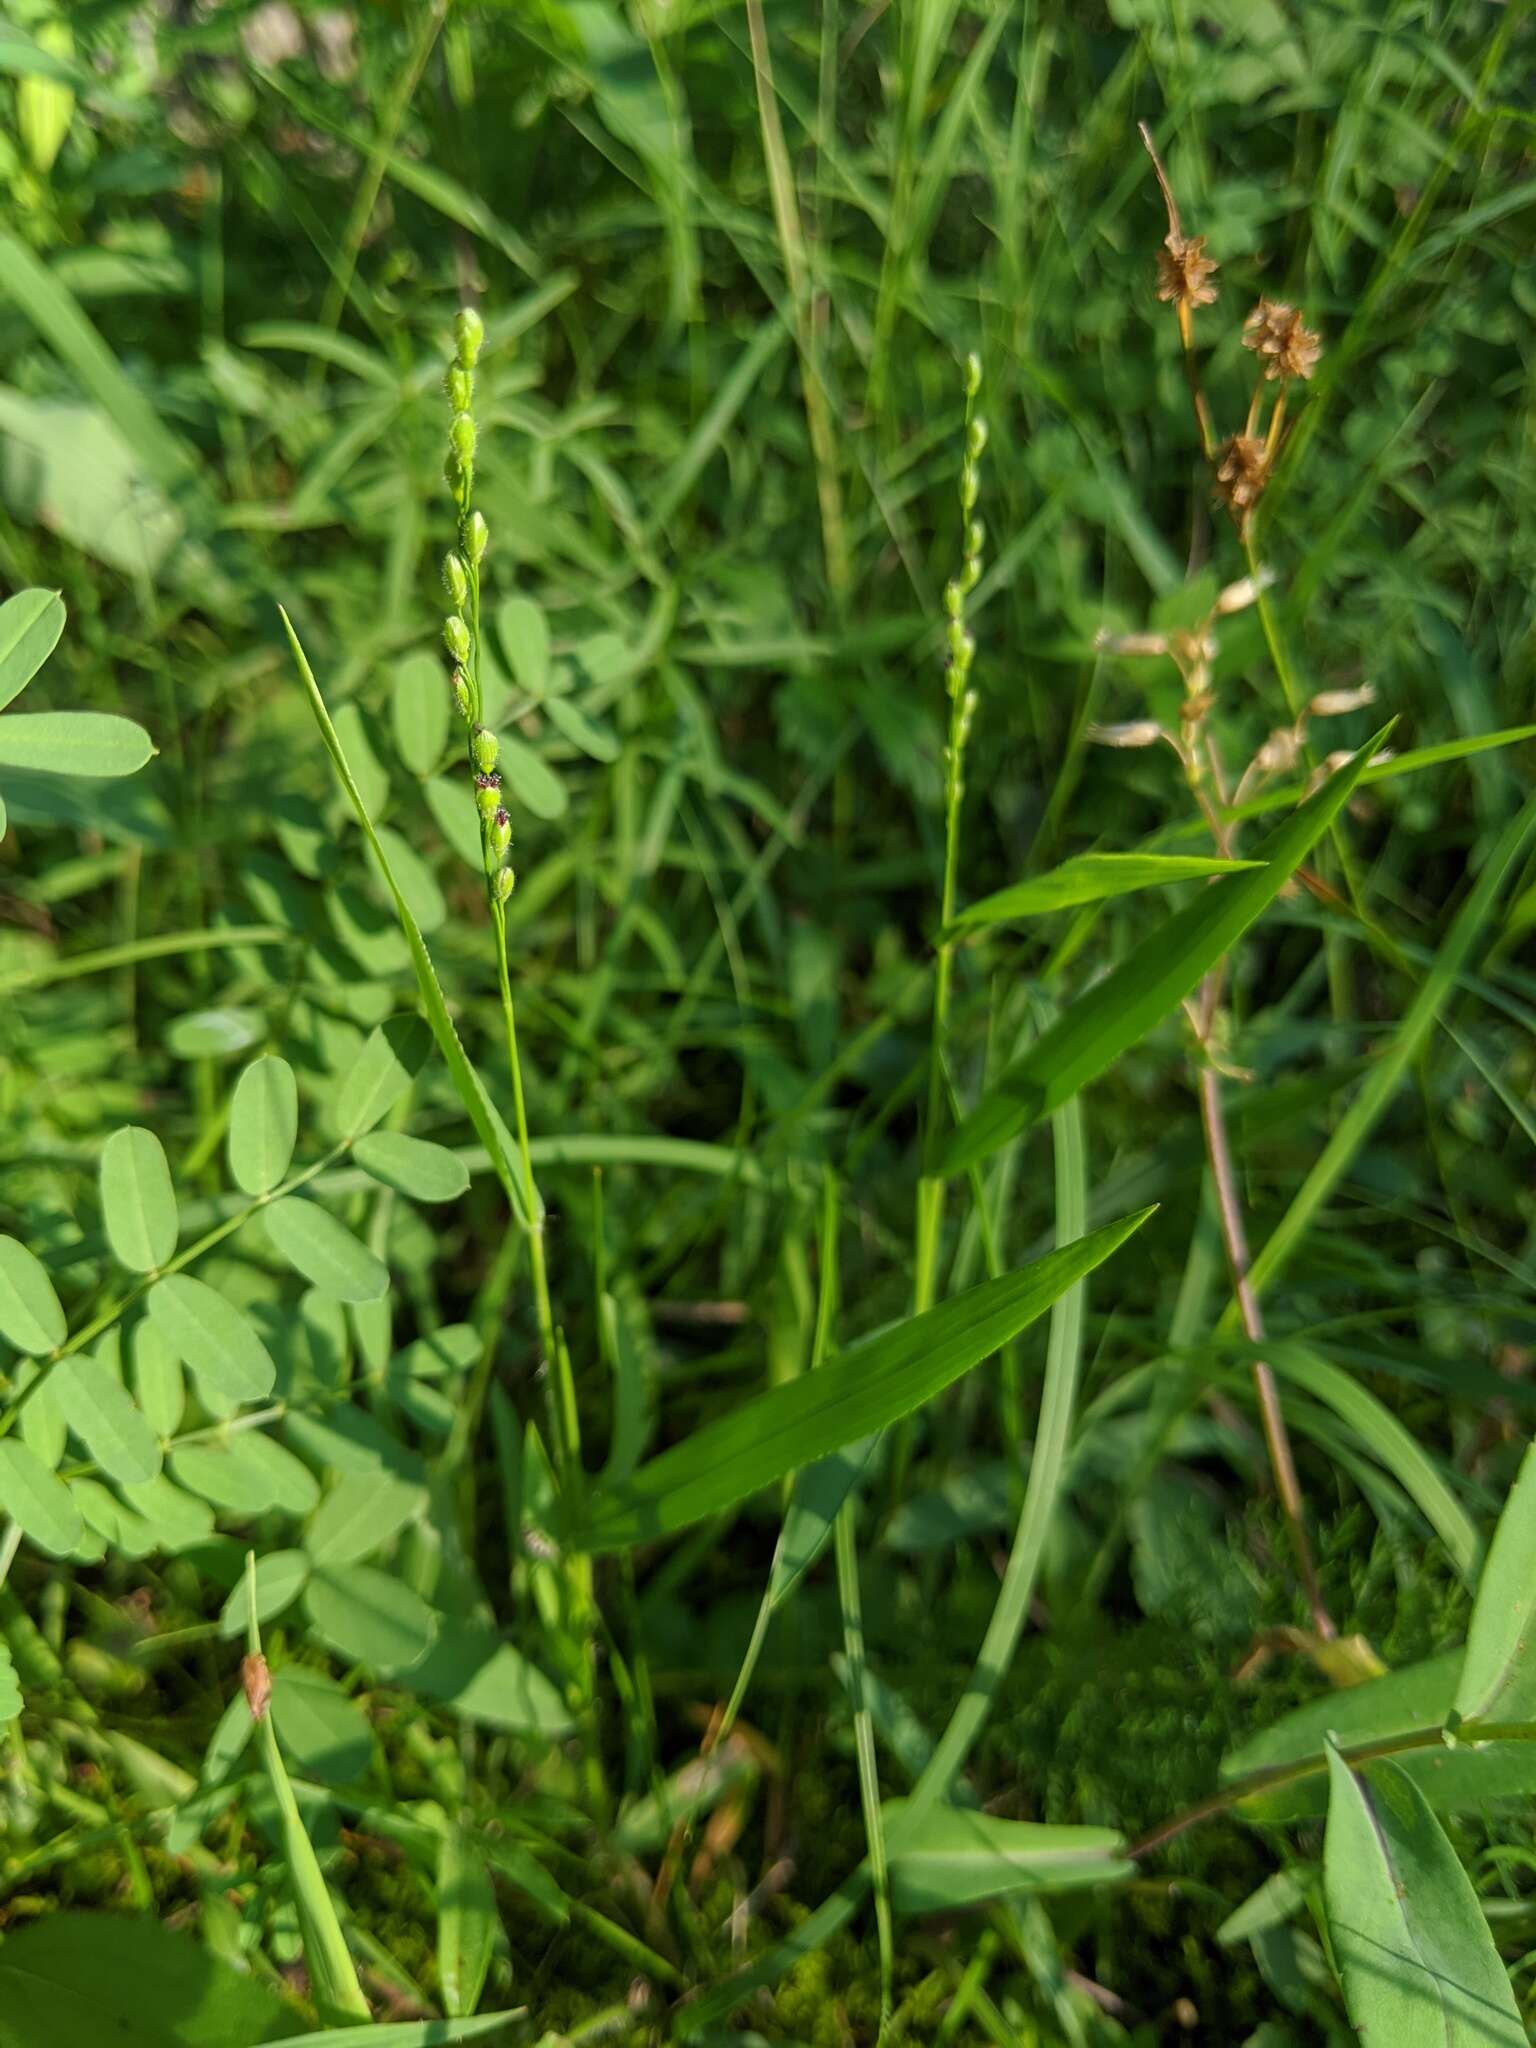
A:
[1242,298,1322,383]
[1156,232,1219,311]
[1215,433,1271,522]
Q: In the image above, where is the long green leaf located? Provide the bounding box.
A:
[228,1056,298,1196]
[1454,1441,1536,1728]
[883,1803,1132,1914]
[437,1826,497,2020]
[0,588,64,712]
[1323,1750,1524,2046]
[952,852,1260,929]
[99,1126,178,1275]
[0,711,154,778]
[255,2016,522,2047]
[569,1208,1150,1554]
[1240,788,1536,1308]
[940,727,1392,1175]
[282,610,528,1225]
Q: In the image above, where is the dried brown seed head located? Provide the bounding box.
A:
[1156,233,1219,310]
[242,1652,271,1721]
[1241,298,1322,382]
[1215,433,1272,519]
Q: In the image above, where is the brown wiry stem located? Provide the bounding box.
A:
[1199,1057,1335,1639]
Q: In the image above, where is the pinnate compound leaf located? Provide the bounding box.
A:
[334,1014,431,1139]
[883,1803,1132,1914]
[940,728,1393,1175]
[147,1275,276,1403]
[99,1125,178,1273]
[1454,1439,1536,1728]
[0,1235,65,1354]
[263,1196,388,1303]
[353,1131,470,1204]
[53,1353,161,1483]
[953,852,1261,928]
[229,1056,298,1196]
[0,710,153,778]
[0,1437,82,1553]
[570,1209,1153,1553]
[1323,1750,1524,2046]
[303,1564,437,1671]
[0,1910,305,2047]
[0,587,65,711]
[437,1826,497,2019]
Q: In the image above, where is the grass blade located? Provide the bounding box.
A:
[941,727,1392,1175]
[569,1205,1150,1554]
[952,852,1260,929]
[1454,1441,1536,1728]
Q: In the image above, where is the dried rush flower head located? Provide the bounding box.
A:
[1242,298,1323,383]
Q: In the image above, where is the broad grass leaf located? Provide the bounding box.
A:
[219,1549,311,1637]
[0,1436,81,1553]
[0,709,153,778]
[767,1438,878,1605]
[305,1472,424,1567]
[1454,1440,1536,1728]
[883,1803,1132,1914]
[229,1056,298,1196]
[953,852,1261,928]
[354,1131,470,1204]
[263,1196,389,1303]
[391,650,448,777]
[148,1275,276,1403]
[437,1826,497,2019]
[569,1209,1152,1553]
[303,1564,437,1671]
[334,1015,431,1139]
[1323,1751,1524,2046]
[0,587,64,710]
[0,1235,66,1352]
[940,729,1392,1175]
[99,1125,178,1273]
[0,1910,305,2047]
[269,1665,372,1785]
[53,1353,161,1484]
[1221,1653,1536,1819]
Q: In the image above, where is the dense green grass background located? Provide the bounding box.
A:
[2,2,1536,2041]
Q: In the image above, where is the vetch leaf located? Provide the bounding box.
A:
[334,1014,431,1139]
[401,1629,574,1735]
[229,1056,298,1196]
[953,852,1262,927]
[544,692,619,763]
[165,1006,264,1060]
[496,733,566,820]
[0,1436,82,1553]
[0,587,64,711]
[264,1197,389,1303]
[0,1639,21,1722]
[569,1209,1153,1553]
[940,729,1393,1174]
[131,1318,184,1437]
[392,650,449,777]
[303,1564,436,1671]
[219,1549,311,1638]
[353,1131,470,1204]
[269,1665,372,1785]
[0,710,153,778]
[53,1353,161,1484]
[437,1825,497,2019]
[147,1275,276,1403]
[1454,1439,1536,1728]
[305,1472,423,1567]
[99,1125,178,1273]
[883,1803,1132,1914]
[497,595,549,696]
[1323,1750,1524,2045]
[0,1235,66,1353]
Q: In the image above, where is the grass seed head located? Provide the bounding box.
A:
[1242,298,1322,382]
